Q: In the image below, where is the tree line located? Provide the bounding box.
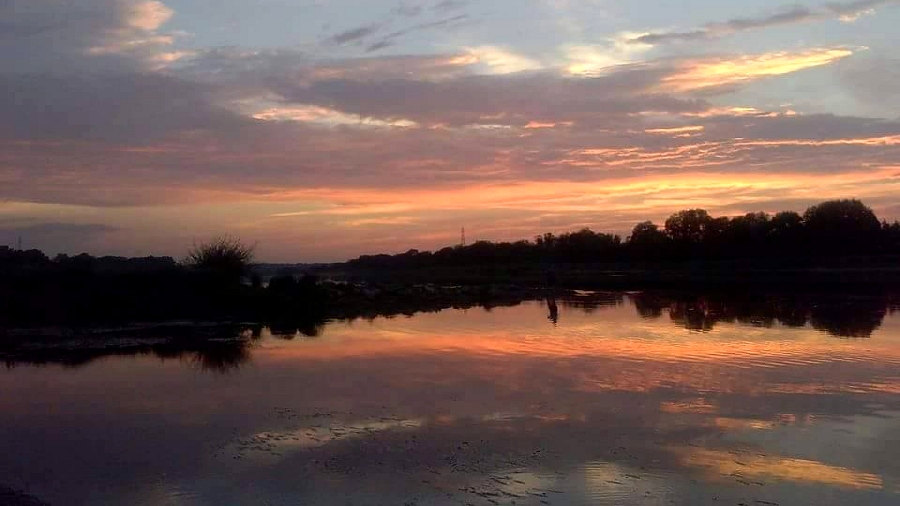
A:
[0,237,322,328]
[347,199,900,269]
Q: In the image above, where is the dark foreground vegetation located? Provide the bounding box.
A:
[342,199,900,286]
[0,235,545,332]
[0,236,320,329]
[2,200,900,335]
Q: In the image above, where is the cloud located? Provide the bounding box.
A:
[644,126,705,135]
[322,3,470,52]
[661,48,855,92]
[0,73,250,142]
[565,50,623,76]
[0,0,180,72]
[324,22,384,45]
[251,104,418,128]
[826,0,895,21]
[5,106,898,207]
[125,0,174,31]
[182,49,479,84]
[366,14,469,52]
[263,69,704,127]
[2,42,886,214]
[240,48,851,127]
[462,46,545,74]
[629,0,899,45]
[837,53,900,110]
[1,1,899,259]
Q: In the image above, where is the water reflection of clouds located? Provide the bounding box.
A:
[225,302,900,499]
[677,447,884,490]
[2,295,900,505]
[214,405,897,504]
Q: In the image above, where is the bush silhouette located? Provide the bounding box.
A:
[185,236,255,282]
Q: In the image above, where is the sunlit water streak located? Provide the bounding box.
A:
[1,293,899,505]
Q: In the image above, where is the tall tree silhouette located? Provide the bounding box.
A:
[803,199,881,254]
[665,209,713,244]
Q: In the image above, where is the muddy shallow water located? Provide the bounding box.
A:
[2,292,900,505]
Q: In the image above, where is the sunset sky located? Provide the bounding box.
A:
[2,0,900,261]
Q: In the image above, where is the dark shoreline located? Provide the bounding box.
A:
[0,486,49,506]
[324,261,900,290]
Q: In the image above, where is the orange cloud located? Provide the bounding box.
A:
[733,135,900,147]
[662,48,855,92]
[524,121,573,129]
[644,125,705,135]
[254,166,900,222]
[250,104,418,128]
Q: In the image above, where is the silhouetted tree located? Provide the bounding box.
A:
[629,221,669,254]
[771,211,803,234]
[803,199,881,254]
[704,216,732,251]
[185,236,255,282]
[885,220,900,252]
[769,211,804,253]
[730,212,771,241]
[665,209,713,244]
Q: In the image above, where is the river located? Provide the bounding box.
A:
[2,292,899,505]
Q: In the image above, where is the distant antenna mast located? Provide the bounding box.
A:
[17,235,22,251]
[460,227,466,247]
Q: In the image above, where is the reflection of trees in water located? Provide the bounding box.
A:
[889,295,900,315]
[164,340,254,373]
[633,292,664,319]
[668,299,719,332]
[560,292,624,314]
[808,299,888,338]
[268,320,325,339]
[545,291,624,324]
[2,326,260,373]
[4,292,896,373]
[627,292,891,338]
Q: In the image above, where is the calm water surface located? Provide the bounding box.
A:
[2,293,900,505]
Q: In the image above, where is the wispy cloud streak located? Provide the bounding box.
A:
[367,14,470,52]
[629,0,898,45]
[324,22,384,45]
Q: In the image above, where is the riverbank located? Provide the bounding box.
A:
[322,257,900,290]
[0,486,49,506]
